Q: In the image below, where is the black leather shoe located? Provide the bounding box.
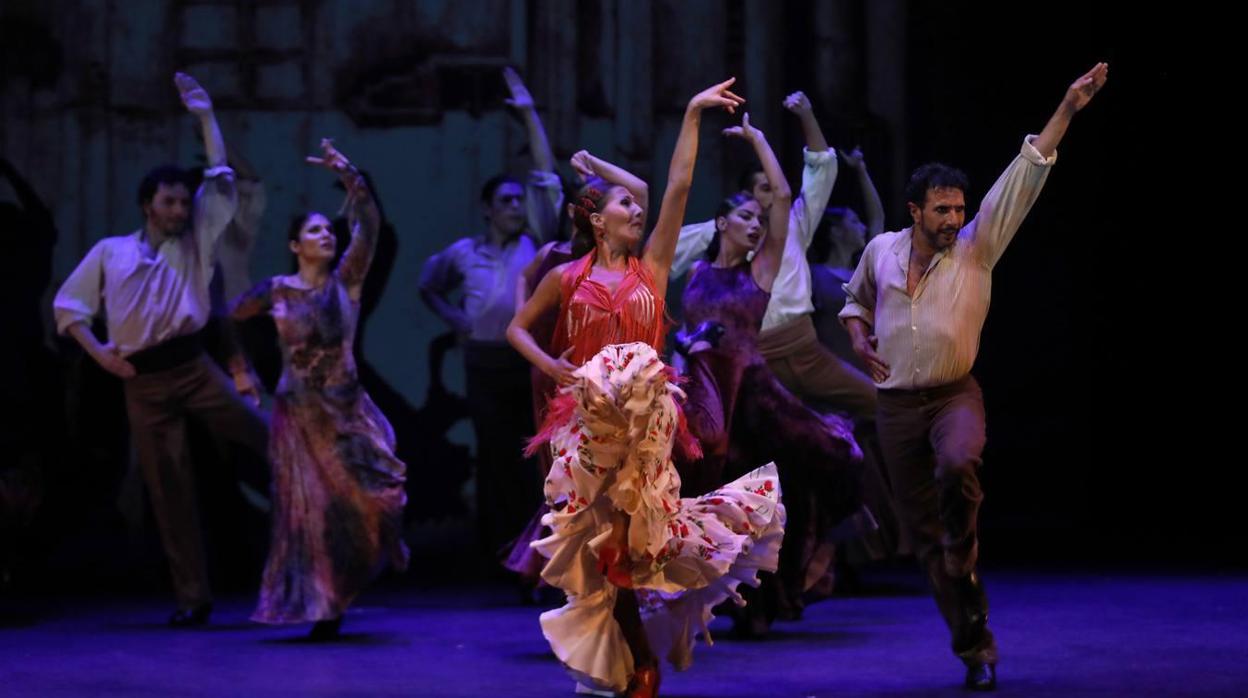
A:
[308,617,343,641]
[730,603,772,640]
[674,321,726,356]
[168,603,212,627]
[964,663,996,691]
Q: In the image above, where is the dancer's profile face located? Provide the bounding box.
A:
[144,182,191,236]
[717,199,764,256]
[484,182,527,237]
[909,187,965,251]
[289,213,336,262]
[747,172,774,211]
[832,210,868,251]
[594,185,644,251]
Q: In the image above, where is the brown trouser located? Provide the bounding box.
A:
[464,340,538,557]
[123,353,268,608]
[759,316,877,420]
[877,375,996,665]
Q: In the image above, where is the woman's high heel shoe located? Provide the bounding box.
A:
[625,662,660,698]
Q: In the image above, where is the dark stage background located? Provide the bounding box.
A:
[0,1,1223,605]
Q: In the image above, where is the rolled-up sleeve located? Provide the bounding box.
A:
[192,165,239,276]
[967,136,1057,269]
[53,240,106,334]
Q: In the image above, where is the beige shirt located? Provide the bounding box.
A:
[839,137,1056,390]
[53,166,238,356]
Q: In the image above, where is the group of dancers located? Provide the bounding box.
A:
[52,61,1108,695]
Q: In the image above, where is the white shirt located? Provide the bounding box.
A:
[420,234,538,342]
[53,166,238,356]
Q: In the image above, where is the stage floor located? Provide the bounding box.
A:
[3,567,1246,697]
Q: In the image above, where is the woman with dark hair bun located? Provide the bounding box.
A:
[678,113,864,637]
[230,139,407,640]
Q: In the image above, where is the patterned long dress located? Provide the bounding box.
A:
[529,251,786,693]
[231,191,408,624]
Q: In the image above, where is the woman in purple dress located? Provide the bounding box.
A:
[679,116,863,633]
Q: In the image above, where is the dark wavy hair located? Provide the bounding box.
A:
[904,163,969,208]
[703,190,756,262]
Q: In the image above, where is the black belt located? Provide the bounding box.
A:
[127,331,206,374]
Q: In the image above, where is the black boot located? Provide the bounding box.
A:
[168,602,212,628]
[964,662,996,691]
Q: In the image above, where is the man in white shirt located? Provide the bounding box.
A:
[418,68,565,560]
[840,63,1108,691]
[53,74,268,627]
